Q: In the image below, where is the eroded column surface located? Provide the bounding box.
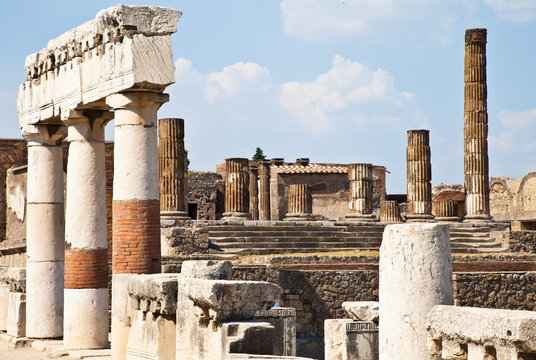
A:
[159,118,188,219]
[379,223,453,359]
[285,184,314,221]
[63,110,111,349]
[249,165,259,220]
[346,163,377,222]
[222,158,250,220]
[464,28,492,221]
[25,124,66,338]
[380,200,402,223]
[258,160,271,221]
[106,91,168,359]
[406,130,434,222]
[434,200,459,222]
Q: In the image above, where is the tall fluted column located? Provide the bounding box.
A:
[434,200,459,222]
[406,130,434,222]
[159,118,189,219]
[380,201,402,223]
[258,160,271,220]
[346,163,378,222]
[249,165,259,220]
[222,158,251,220]
[285,184,314,221]
[24,124,66,338]
[106,92,168,359]
[464,28,492,221]
[63,110,112,349]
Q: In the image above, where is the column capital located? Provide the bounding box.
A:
[106,92,169,110]
[23,124,67,146]
[62,109,113,142]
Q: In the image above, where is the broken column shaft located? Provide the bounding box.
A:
[346,163,377,222]
[406,130,434,221]
[223,158,251,219]
[434,200,459,222]
[258,160,271,220]
[285,184,313,221]
[159,118,188,219]
[380,200,402,223]
[464,28,492,221]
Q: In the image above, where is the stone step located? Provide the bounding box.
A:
[208,230,383,238]
[450,237,493,243]
[207,225,385,232]
[210,247,381,255]
[452,241,504,249]
[211,241,382,249]
[448,232,491,238]
[450,227,491,233]
[210,235,381,243]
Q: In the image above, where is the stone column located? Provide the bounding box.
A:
[406,130,434,222]
[464,28,492,221]
[379,224,453,359]
[106,92,168,359]
[285,184,314,221]
[258,160,271,221]
[159,118,189,219]
[63,110,112,349]
[434,200,459,222]
[380,200,402,223]
[24,124,66,338]
[249,165,259,220]
[222,158,251,220]
[346,163,377,222]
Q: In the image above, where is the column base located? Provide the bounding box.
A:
[435,216,460,222]
[284,213,315,221]
[464,214,493,222]
[222,212,252,221]
[160,211,189,220]
[345,213,379,222]
[405,214,436,222]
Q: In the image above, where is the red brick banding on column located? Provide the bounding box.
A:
[65,249,108,289]
[112,199,161,274]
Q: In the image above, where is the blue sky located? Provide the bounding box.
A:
[1,0,535,193]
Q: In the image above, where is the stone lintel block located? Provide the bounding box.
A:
[181,260,232,280]
[427,305,536,352]
[127,274,180,315]
[342,301,379,324]
[180,278,281,323]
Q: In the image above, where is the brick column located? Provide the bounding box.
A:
[434,200,459,222]
[285,184,314,221]
[24,124,66,338]
[222,158,251,220]
[249,165,259,220]
[63,110,112,349]
[159,118,189,219]
[346,163,378,222]
[464,28,492,221]
[106,92,168,359]
[380,201,402,223]
[258,160,271,221]
[406,130,434,222]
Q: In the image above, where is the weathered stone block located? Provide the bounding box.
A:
[181,260,232,280]
[254,307,297,356]
[127,274,180,315]
[7,292,26,337]
[223,321,275,357]
[0,284,9,331]
[342,302,378,324]
[325,319,378,360]
[126,310,175,360]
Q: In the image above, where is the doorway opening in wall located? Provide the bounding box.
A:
[521,221,536,230]
[188,203,198,219]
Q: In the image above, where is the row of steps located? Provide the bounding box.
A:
[208,223,507,255]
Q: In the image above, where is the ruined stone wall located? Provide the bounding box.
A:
[187,171,223,220]
[489,174,536,226]
[504,231,536,253]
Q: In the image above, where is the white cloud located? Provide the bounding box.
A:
[484,0,536,23]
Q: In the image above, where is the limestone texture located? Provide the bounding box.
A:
[181,260,232,280]
[342,301,379,324]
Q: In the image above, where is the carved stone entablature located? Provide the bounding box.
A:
[17,5,182,132]
[127,274,180,315]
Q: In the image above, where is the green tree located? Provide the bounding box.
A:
[252,147,267,161]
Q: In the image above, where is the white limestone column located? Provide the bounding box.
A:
[25,124,66,338]
[106,91,168,360]
[63,110,112,350]
[379,223,453,360]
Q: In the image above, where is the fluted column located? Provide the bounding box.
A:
[346,163,378,222]
[63,110,112,349]
[24,124,66,338]
[285,184,314,221]
[159,118,189,219]
[406,130,434,222]
[222,158,251,220]
[249,165,259,220]
[434,200,459,222]
[464,28,492,221]
[258,160,271,220]
[380,201,402,223]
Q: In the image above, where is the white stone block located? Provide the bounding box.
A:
[0,284,9,331]
[181,260,232,280]
[26,145,64,203]
[7,292,26,337]
[325,319,378,360]
[342,301,379,323]
[379,223,453,360]
[126,310,175,360]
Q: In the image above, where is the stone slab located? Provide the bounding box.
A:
[127,274,180,315]
[181,260,232,280]
[254,307,296,356]
[342,302,378,323]
[7,292,26,337]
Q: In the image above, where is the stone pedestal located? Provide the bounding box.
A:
[222,158,251,220]
[254,307,297,356]
[25,124,66,338]
[249,165,259,220]
[464,28,492,222]
[434,200,459,222]
[159,118,189,219]
[379,201,402,223]
[406,130,434,222]
[379,224,453,360]
[346,163,377,222]
[7,292,26,338]
[107,92,168,359]
[63,110,111,350]
[285,184,314,221]
[258,160,271,221]
[325,319,378,360]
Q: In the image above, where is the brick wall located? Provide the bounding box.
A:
[65,249,108,289]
